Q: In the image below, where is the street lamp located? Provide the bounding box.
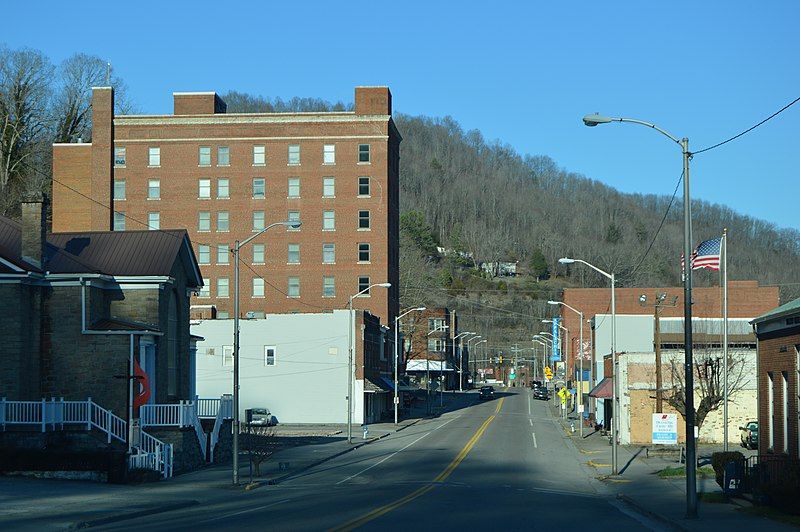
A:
[426,325,449,415]
[348,282,391,444]
[232,219,301,486]
[465,335,482,382]
[559,257,617,475]
[583,113,697,517]
[453,332,473,392]
[549,300,585,436]
[394,307,426,424]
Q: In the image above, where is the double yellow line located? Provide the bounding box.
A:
[331,398,504,531]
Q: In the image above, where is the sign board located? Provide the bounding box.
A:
[651,413,678,445]
[479,368,494,376]
[577,405,584,413]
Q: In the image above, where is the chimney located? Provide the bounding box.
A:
[21,195,48,270]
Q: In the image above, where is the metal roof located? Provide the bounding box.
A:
[751,297,800,325]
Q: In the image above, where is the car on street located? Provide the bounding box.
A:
[245,407,274,426]
[739,421,758,449]
[478,386,495,400]
[531,386,549,400]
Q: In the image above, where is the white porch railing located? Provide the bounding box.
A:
[0,397,125,443]
[196,395,233,419]
[209,395,233,462]
[140,400,208,461]
[129,431,173,478]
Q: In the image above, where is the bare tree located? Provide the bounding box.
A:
[240,425,279,479]
[666,350,749,430]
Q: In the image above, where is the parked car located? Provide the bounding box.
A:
[479,386,495,400]
[245,407,273,426]
[532,386,549,401]
[739,421,758,449]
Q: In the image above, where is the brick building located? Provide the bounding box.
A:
[561,281,779,379]
[752,298,800,457]
[401,308,462,389]
[52,86,400,327]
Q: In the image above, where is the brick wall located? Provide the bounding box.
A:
[757,333,800,457]
[0,283,42,399]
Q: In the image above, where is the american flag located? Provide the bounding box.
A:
[683,237,722,271]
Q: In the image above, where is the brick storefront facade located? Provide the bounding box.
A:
[52,87,400,327]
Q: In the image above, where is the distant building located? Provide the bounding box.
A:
[192,310,392,424]
[479,261,518,277]
[51,86,400,327]
[752,298,800,458]
[401,308,464,389]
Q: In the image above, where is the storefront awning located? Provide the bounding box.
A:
[364,377,392,394]
[588,377,613,399]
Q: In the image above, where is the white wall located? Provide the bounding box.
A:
[192,310,363,424]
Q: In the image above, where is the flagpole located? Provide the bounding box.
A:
[722,229,729,452]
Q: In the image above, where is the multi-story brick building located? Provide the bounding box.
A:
[401,308,462,389]
[52,86,400,326]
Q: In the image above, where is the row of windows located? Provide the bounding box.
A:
[196,242,373,265]
[207,345,277,367]
[114,176,371,201]
[197,275,376,299]
[115,144,371,168]
[113,209,372,232]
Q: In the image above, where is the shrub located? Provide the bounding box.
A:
[711,451,745,488]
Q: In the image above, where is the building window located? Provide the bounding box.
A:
[199,179,211,199]
[358,144,370,163]
[288,177,300,198]
[198,244,211,265]
[198,211,211,232]
[217,211,229,232]
[323,243,335,264]
[288,211,300,230]
[217,311,229,319]
[114,179,126,200]
[199,146,211,166]
[323,276,335,298]
[783,371,789,453]
[428,318,446,331]
[768,372,775,450]
[217,277,230,298]
[428,338,446,352]
[148,179,160,200]
[148,212,160,230]
[358,210,370,229]
[264,346,276,366]
[199,279,210,298]
[218,146,230,166]
[323,144,335,165]
[252,244,265,264]
[358,243,370,262]
[253,178,266,199]
[358,176,370,196]
[114,147,126,167]
[253,277,265,298]
[288,144,300,165]
[217,178,230,199]
[358,275,370,295]
[222,345,233,366]
[323,177,335,198]
[148,147,160,167]
[253,145,265,166]
[323,210,335,231]
[253,211,265,231]
[288,277,300,298]
[217,244,229,265]
[288,243,300,264]
[113,212,126,231]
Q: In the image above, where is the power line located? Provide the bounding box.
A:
[693,95,800,155]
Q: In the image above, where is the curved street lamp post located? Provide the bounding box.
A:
[394,307,426,425]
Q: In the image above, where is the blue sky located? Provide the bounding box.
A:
[5,1,799,230]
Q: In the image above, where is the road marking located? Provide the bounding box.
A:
[528,393,531,415]
[336,416,458,485]
[330,398,505,532]
[201,499,291,522]
[532,432,538,448]
[529,419,533,427]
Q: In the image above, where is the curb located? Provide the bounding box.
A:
[266,431,392,485]
[616,494,687,531]
[394,418,422,432]
[71,500,199,529]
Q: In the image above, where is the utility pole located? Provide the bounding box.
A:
[639,293,678,413]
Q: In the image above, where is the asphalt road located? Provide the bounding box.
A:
[102,388,658,531]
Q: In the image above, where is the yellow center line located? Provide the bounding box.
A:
[330,397,505,532]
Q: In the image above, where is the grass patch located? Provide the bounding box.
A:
[699,492,727,503]
[738,506,800,526]
[656,466,715,479]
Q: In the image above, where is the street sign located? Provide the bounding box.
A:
[544,367,553,379]
[652,413,678,445]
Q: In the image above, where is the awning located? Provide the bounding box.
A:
[588,377,613,399]
[380,377,396,391]
[405,360,453,372]
[364,377,391,394]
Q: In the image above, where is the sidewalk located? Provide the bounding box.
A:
[549,402,794,531]
[0,412,425,530]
